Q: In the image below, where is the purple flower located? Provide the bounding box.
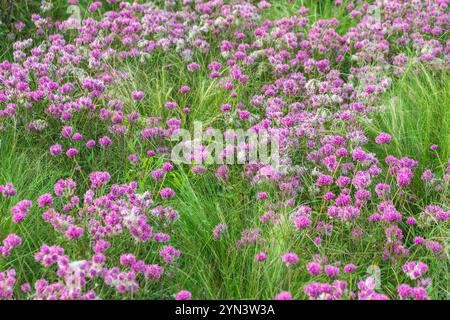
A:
[316,174,333,186]
[257,192,268,200]
[282,252,299,266]
[99,136,112,147]
[86,140,96,149]
[179,86,190,93]
[215,165,229,180]
[324,265,340,277]
[344,264,357,273]
[11,200,32,224]
[306,262,322,276]
[89,171,111,189]
[212,224,227,241]
[50,144,62,156]
[131,91,145,101]
[176,290,192,300]
[37,194,53,207]
[256,252,267,262]
[66,148,78,157]
[375,132,392,145]
[160,188,175,200]
[275,291,292,300]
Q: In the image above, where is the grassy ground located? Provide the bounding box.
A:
[1,55,448,300]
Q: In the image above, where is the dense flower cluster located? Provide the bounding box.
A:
[1,173,178,299]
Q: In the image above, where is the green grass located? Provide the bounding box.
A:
[367,64,450,203]
[0,129,65,281]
